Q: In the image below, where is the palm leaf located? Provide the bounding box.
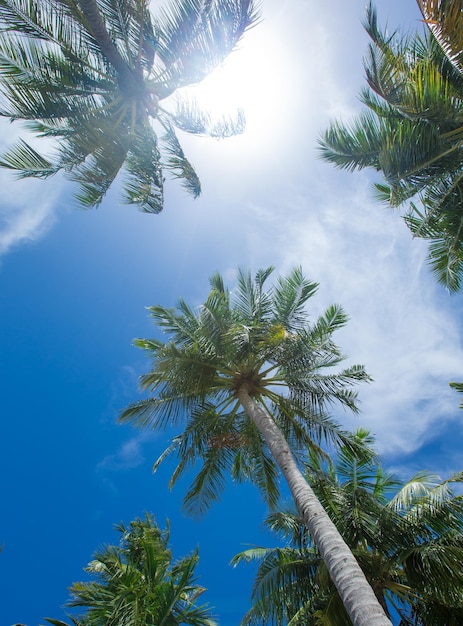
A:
[152,0,258,94]
[123,126,164,213]
[0,138,56,177]
[417,0,463,74]
[271,267,319,333]
[450,381,463,408]
[160,118,201,198]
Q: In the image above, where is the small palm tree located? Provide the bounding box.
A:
[318,2,463,291]
[0,0,258,212]
[233,429,463,625]
[120,267,392,626]
[44,514,216,626]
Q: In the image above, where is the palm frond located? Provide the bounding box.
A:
[160,118,201,198]
[182,443,234,516]
[0,0,88,51]
[152,0,258,94]
[0,138,56,177]
[417,0,463,74]
[450,381,463,408]
[239,545,322,626]
[147,302,202,345]
[169,96,245,137]
[271,267,319,333]
[69,139,127,208]
[230,416,281,508]
[405,176,463,292]
[233,266,274,325]
[123,125,164,213]
[390,471,444,512]
[119,394,196,430]
[318,113,382,172]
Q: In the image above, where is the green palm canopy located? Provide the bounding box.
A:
[233,429,463,625]
[233,429,463,626]
[44,514,216,626]
[120,267,393,626]
[0,0,258,212]
[319,1,463,292]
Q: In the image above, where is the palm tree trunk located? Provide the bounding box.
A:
[76,0,141,92]
[237,386,392,626]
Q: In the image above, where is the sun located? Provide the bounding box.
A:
[168,11,301,169]
[178,25,279,141]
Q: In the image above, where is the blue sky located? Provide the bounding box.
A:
[1,0,462,624]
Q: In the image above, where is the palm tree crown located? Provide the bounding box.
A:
[120,267,394,626]
[120,266,368,514]
[45,514,216,626]
[319,1,463,291]
[234,429,463,625]
[0,0,258,212]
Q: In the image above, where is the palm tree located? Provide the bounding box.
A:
[233,429,463,625]
[120,266,392,626]
[318,2,463,291]
[0,0,258,212]
[44,514,216,626]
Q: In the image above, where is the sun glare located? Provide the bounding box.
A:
[180,28,280,142]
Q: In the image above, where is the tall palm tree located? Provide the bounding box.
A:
[318,2,463,291]
[120,267,392,626]
[233,429,463,625]
[0,0,258,212]
[44,514,216,626]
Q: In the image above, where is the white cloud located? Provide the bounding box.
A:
[244,165,463,457]
[0,190,56,258]
[97,432,156,473]
[0,119,62,260]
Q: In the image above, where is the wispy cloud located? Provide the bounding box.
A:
[0,197,55,258]
[97,434,149,473]
[0,149,64,260]
[0,121,64,260]
[254,167,463,457]
[97,364,158,474]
